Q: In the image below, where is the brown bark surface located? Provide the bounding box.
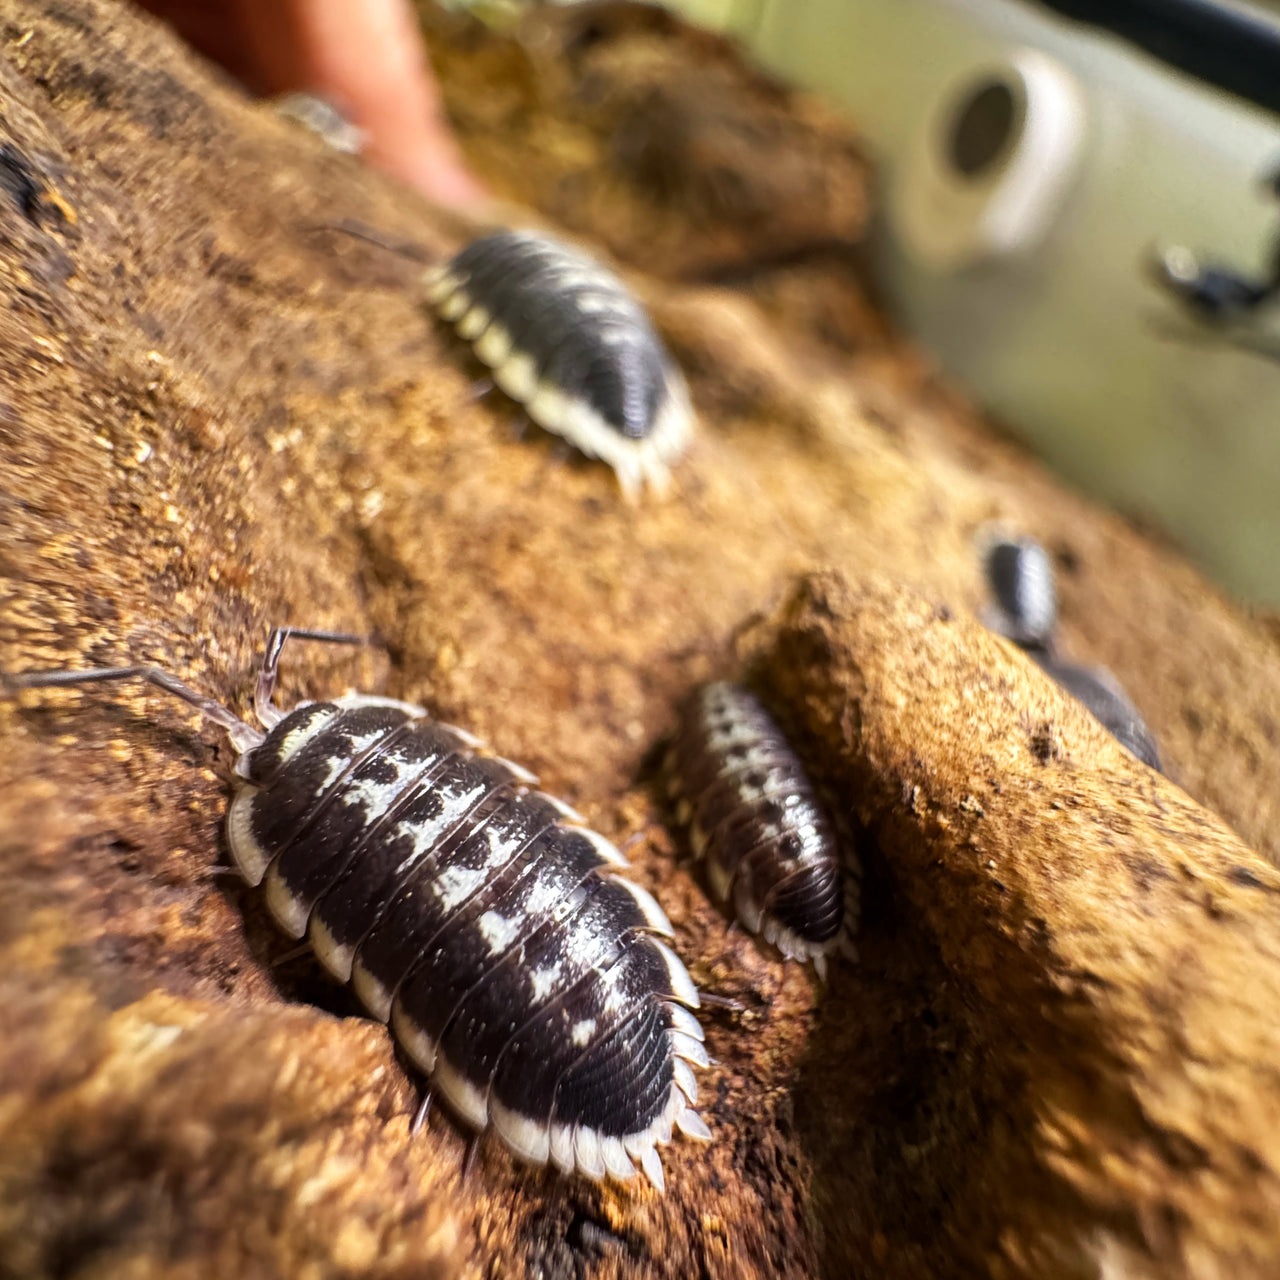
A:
[1,2,1279,1277]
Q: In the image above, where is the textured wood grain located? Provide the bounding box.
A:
[761,572,1280,1278]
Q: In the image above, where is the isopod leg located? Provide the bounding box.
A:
[411,1091,433,1136]
[695,991,746,1013]
[618,831,647,857]
[462,1133,482,1181]
[269,941,314,968]
[254,627,369,728]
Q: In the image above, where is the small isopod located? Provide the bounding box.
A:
[984,535,1057,650]
[982,535,1162,771]
[5,628,710,1191]
[665,682,858,975]
[425,229,694,497]
[272,92,364,155]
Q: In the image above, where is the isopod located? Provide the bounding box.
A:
[983,535,1162,771]
[5,628,710,1191]
[665,682,858,975]
[984,535,1056,649]
[425,229,694,497]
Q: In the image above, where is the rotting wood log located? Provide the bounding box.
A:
[760,571,1280,1278]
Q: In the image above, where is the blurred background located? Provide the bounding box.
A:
[503,0,1280,605]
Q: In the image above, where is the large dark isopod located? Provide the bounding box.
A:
[425,229,693,496]
[6,630,709,1191]
[666,682,857,974]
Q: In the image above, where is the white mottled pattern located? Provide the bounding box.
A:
[310,752,350,796]
[529,961,562,1002]
[436,232,693,499]
[519,868,574,920]
[702,720,769,756]
[570,1018,596,1047]
[433,861,490,911]
[392,781,487,878]
[477,909,523,953]
[482,821,523,867]
[309,727,389,797]
[336,742,448,824]
[338,765,406,822]
[599,968,630,1017]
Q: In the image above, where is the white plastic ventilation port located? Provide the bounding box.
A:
[893,49,1087,271]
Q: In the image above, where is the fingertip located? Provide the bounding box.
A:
[390,138,488,210]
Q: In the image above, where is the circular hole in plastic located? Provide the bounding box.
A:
[947,79,1021,178]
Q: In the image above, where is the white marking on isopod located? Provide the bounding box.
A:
[529,961,563,1002]
[433,861,490,911]
[491,1097,551,1165]
[225,786,269,884]
[439,288,470,322]
[473,323,512,367]
[396,781,488,880]
[339,766,407,822]
[611,877,674,937]
[477,909,522,953]
[667,1002,704,1042]
[574,827,629,867]
[492,351,537,400]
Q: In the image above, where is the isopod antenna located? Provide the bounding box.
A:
[313,218,439,264]
[4,627,369,752]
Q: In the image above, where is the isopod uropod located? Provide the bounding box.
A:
[5,629,710,1192]
[666,682,858,975]
[982,535,1162,771]
[425,229,694,498]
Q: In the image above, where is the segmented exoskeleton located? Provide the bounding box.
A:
[5,629,710,1191]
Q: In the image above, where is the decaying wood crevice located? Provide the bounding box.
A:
[2,1,1280,1277]
[759,572,1280,1278]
